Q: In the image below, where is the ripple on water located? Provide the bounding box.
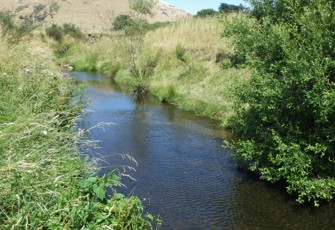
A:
[72,72,335,230]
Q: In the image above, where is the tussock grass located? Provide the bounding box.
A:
[145,15,250,121]
[145,16,231,59]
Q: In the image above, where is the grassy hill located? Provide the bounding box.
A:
[0,0,191,33]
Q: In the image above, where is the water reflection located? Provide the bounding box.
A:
[72,72,335,230]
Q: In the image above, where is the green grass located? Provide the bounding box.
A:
[53,15,250,124]
[0,32,157,228]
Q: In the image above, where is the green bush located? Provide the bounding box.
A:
[224,0,335,206]
[112,14,134,31]
[46,23,84,42]
[46,24,63,42]
[196,9,218,18]
[63,23,84,40]
[219,3,244,13]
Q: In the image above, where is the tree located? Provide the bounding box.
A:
[224,0,335,206]
[112,0,158,94]
[219,3,243,13]
[196,9,217,18]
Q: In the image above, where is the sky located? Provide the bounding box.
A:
[162,0,247,15]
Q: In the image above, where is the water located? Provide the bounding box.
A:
[72,72,335,229]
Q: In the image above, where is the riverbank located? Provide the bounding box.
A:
[58,15,250,124]
[0,28,156,228]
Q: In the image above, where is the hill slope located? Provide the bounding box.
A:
[0,0,191,33]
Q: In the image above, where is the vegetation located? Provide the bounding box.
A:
[46,23,84,42]
[0,13,158,229]
[196,9,218,18]
[224,0,335,206]
[58,15,248,120]
[0,11,36,44]
[42,0,335,208]
[144,21,171,31]
[46,24,64,42]
[62,23,84,40]
[109,0,158,94]
[219,3,244,13]
[112,14,135,31]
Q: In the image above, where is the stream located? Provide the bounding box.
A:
[72,72,335,230]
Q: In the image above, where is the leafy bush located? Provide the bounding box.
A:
[130,0,156,16]
[219,3,244,13]
[46,24,63,42]
[63,23,84,39]
[46,23,84,42]
[224,0,335,206]
[112,14,134,31]
[196,9,218,18]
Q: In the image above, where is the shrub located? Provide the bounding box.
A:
[63,23,84,39]
[219,3,244,13]
[46,24,63,42]
[112,14,134,31]
[224,0,335,206]
[196,9,218,18]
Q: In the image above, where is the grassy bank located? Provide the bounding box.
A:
[58,15,250,123]
[144,16,250,121]
[0,30,156,228]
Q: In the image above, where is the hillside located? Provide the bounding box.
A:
[0,0,191,33]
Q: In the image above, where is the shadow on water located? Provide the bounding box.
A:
[71,72,335,230]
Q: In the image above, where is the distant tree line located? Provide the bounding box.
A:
[219,3,244,13]
[196,2,244,18]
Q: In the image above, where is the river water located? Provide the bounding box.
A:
[72,72,335,230]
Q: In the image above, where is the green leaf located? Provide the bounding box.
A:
[146,214,154,221]
[93,186,106,201]
[114,193,125,199]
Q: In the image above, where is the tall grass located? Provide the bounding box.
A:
[0,29,157,228]
[145,15,250,121]
[56,14,250,122]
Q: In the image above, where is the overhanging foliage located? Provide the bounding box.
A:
[224,0,335,206]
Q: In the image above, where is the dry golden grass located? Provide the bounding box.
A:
[144,15,250,120]
[146,16,229,54]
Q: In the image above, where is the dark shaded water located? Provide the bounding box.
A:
[72,72,335,230]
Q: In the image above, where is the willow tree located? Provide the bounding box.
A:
[224,0,335,206]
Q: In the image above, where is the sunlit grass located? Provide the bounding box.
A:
[145,14,250,120]
[0,30,156,228]
[57,14,250,122]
